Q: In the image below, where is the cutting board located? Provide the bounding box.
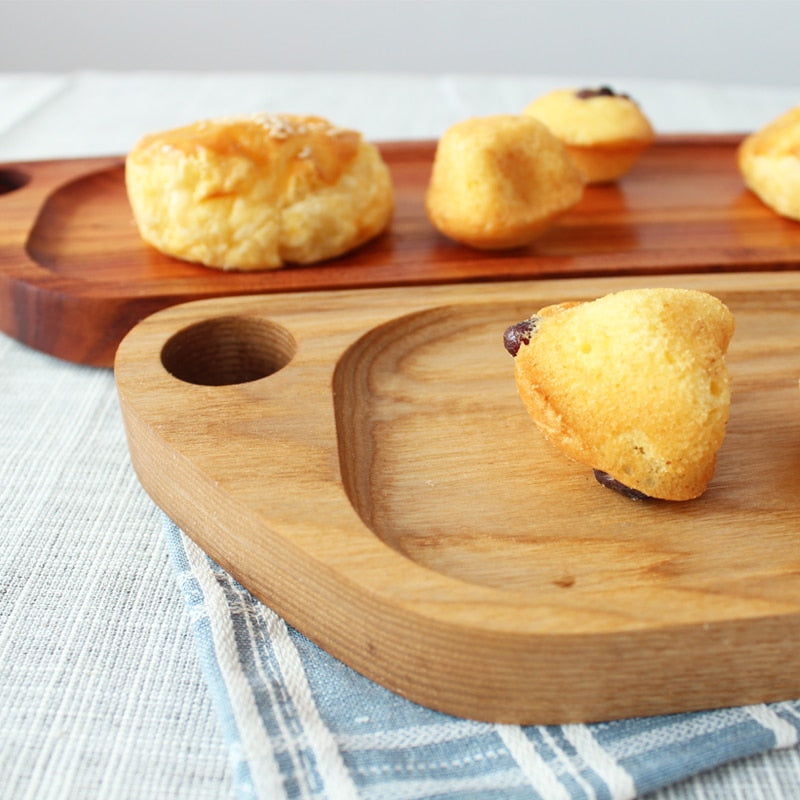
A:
[4,135,800,366]
[115,270,800,724]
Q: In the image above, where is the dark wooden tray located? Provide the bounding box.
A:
[2,135,800,366]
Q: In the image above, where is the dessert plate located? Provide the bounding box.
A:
[115,271,800,723]
[4,135,800,365]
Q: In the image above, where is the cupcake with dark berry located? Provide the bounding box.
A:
[503,288,734,502]
[523,86,654,183]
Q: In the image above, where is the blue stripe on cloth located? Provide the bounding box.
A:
[163,518,260,800]
[163,515,800,800]
[775,702,800,737]
[523,726,614,800]
[214,571,329,799]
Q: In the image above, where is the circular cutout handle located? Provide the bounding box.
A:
[161,315,296,386]
[0,168,30,196]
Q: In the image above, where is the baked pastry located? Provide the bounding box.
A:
[425,114,585,249]
[738,105,800,221]
[503,288,734,501]
[523,87,655,183]
[125,112,394,270]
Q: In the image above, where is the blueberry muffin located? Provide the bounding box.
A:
[504,288,734,501]
[523,87,655,183]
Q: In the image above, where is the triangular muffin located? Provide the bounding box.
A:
[504,288,735,501]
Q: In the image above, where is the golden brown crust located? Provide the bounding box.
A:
[523,88,654,183]
[424,114,585,249]
[738,105,800,221]
[125,113,394,270]
[511,289,734,501]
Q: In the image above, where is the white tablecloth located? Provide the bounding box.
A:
[2,71,800,800]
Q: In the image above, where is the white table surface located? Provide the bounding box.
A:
[2,70,800,800]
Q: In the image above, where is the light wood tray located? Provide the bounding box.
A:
[3,135,800,365]
[115,271,800,724]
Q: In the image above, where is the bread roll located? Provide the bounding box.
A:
[125,112,394,270]
[738,105,800,221]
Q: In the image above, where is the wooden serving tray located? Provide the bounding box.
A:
[115,270,800,724]
[4,135,800,366]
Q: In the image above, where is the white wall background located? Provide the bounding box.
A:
[1,0,799,86]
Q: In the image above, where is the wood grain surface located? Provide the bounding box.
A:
[3,135,800,366]
[115,271,800,723]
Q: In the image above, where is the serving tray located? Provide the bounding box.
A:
[4,135,800,366]
[115,270,800,724]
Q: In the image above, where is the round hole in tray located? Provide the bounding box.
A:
[161,315,296,386]
[0,168,30,195]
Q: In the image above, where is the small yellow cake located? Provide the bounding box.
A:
[738,105,800,221]
[125,112,394,270]
[503,288,734,501]
[425,114,585,249]
[523,87,655,183]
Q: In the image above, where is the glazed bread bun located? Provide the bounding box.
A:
[738,105,800,221]
[523,87,655,183]
[125,113,394,270]
[504,289,734,501]
[425,114,585,249]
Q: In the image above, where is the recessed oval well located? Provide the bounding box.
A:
[161,315,296,386]
[331,298,799,600]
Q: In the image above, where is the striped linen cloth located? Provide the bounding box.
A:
[164,516,800,800]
